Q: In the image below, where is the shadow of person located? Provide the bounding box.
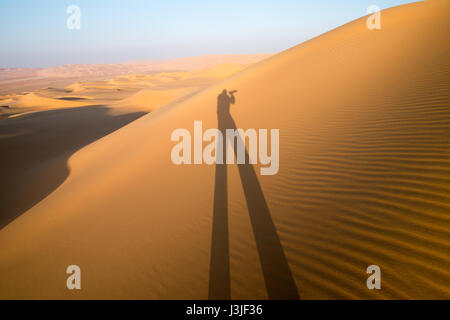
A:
[209,89,299,300]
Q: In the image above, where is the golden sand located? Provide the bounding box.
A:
[0,1,449,299]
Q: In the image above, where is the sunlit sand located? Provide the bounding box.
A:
[0,1,449,299]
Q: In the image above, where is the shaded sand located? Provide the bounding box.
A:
[0,107,147,229]
[1,1,450,299]
[0,63,248,227]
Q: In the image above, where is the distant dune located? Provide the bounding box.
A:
[126,54,274,71]
[0,54,272,94]
[0,63,249,118]
[8,92,90,110]
[0,1,449,299]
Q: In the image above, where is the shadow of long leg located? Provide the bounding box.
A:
[228,116,299,300]
[209,96,299,300]
[208,161,230,299]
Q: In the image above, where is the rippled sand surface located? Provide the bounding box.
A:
[0,1,449,299]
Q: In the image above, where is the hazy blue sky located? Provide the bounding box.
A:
[0,0,419,68]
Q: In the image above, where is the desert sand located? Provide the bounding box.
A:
[0,62,250,118]
[0,61,252,230]
[0,1,449,299]
[0,54,271,95]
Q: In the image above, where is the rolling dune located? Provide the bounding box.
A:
[9,92,91,109]
[0,54,271,95]
[0,63,247,118]
[115,87,201,112]
[0,0,449,299]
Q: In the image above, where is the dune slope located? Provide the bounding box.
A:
[0,1,449,299]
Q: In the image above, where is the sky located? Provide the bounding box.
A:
[0,0,419,68]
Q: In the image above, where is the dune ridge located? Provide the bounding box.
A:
[0,1,449,299]
[0,54,272,95]
[0,63,248,118]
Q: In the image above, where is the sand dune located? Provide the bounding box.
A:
[126,54,273,71]
[0,107,147,230]
[0,54,271,95]
[0,1,449,299]
[0,63,247,118]
[0,92,94,119]
[115,87,200,111]
[182,63,247,80]
[10,92,91,109]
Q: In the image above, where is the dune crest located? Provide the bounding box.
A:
[0,1,449,299]
[0,63,248,118]
[0,54,272,95]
